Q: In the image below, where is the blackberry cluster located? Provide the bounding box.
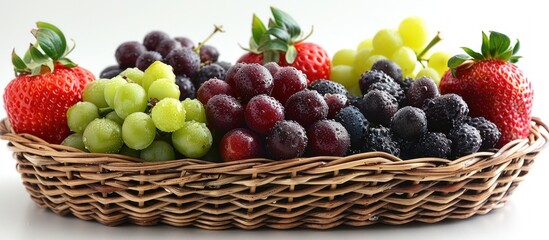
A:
[308,79,349,95]
[414,132,452,159]
[423,94,469,133]
[447,124,482,158]
[464,117,501,150]
[368,81,405,105]
[358,70,394,93]
[362,126,400,157]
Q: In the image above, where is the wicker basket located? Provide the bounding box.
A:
[0,117,547,230]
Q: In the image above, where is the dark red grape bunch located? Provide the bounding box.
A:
[285,89,329,128]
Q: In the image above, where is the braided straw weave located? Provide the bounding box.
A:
[0,118,547,230]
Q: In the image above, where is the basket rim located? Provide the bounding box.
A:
[0,117,547,177]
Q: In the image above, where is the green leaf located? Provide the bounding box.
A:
[510,56,521,63]
[251,14,267,45]
[285,45,297,64]
[29,46,48,63]
[258,39,288,52]
[513,39,520,55]
[448,54,471,68]
[270,7,301,38]
[499,49,513,61]
[481,32,490,58]
[489,31,510,57]
[263,50,279,63]
[462,47,484,60]
[267,26,290,42]
[268,18,278,28]
[36,21,66,55]
[36,28,63,60]
[11,49,27,71]
[23,47,32,62]
[57,58,77,67]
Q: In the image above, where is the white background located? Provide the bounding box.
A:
[1,0,548,239]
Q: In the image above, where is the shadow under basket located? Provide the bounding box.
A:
[0,118,547,230]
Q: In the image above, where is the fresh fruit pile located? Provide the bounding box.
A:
[330,17,452,95]
[4,22,95,144]
[2,9,534,163]
[62,61,213,161]
[99,26,232,101]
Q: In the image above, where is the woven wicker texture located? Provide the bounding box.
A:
[0,118,547,230]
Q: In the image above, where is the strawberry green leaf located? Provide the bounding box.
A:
[11,50,27,72]
[36,28,63,60]
[499,49,513,61]
[285,45,297,64]
[513,39,520,55]
[57,58,77,67]
[510,56,521,63]
[490,31,511,57]
[481,32,490,58]
[258,39,288,52]
[462,47,483,60]
[448,54,471,68]
[36,21,67,54]
[263,50,279,63]
[23,48,32,62]
[29,46,48,64]
[270,7,301,39]
[268,18,278,28]
[252,14,267,45]
[267,26,290,42]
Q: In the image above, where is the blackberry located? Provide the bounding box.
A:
[216,61,233,71]
[308,79,349,95]
[358,70,394,94]
[371,59,403,82]
[423,94,469,133]
[398,77,414,95]
[415,132,452,159]
[362,126,400,157]
[360,90,398,126]
[447,124,482,158]
[407,77,439,108]
[347,94,363,108]
[191,63,226,89]
[464,117,501,150]
[391,106,427,140]
[335,106,369,147]
[368,81,405,106]
[396,137,416,160]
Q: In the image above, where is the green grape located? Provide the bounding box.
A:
[82,118,123,153]
[332,49,356,66]
[67,101,99,133]
[399,16,429,53]
[82,79,110,108]
[364,55,388,72]
[151,98,185,132]
[104,76,127,108]
[140,140,175,162]
[122,112,156,150]
[352,48,373,77]
[105,111,124,125]
[390,46,417,76]
[148,78,180,100]
[172,121,213,158]
[119,145,141,158]
[348,84,362,96]
[372,29,403,57]
[356,38,373,51]
[142,61,176,92]
[119,67,145,85]
[113,83,148,119]
[181,98,207,123]
[61,132,87,152]
[416,67,441,84]
[330,65,357,90]
[428,51,452,76]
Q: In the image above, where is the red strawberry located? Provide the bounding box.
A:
[439,31,533,147]
[237,7,331,84]
[3,22,95,144]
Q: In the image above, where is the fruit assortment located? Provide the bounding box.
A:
[2,8,534,163]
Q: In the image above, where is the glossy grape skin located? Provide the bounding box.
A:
[83,79,110,109]
[181,98,207,123]
[245,95,285,135]
[265,120,307,160]
[67,101,99,133]
[330,65,357,91]
[390,46,417,76]
[105,111,124,125]
[428,51,452,77]
[143,31,170,51]
[234,63,274,102]
[142,61,176,92]
[284,89,329,127]
[61,132,87,152]
[416,68,441,84]
[174,36,194,49]
[225,63,245,90]
[148,78,180,100]
[122,112,156,150]
[100,65,122,79]
[307,120,350,157]
[199,45,220,63]
[103,76,127,108]
[271,66,307,104]
[140,140,175,162]
[136,51,163,71]
[220,128,263,162]
[332,49,356,66]
[165,48,200,77]
[119,68,145,85]
[372,29,403,57]
[155,38,182,58]
[175,75,196,100]
[115,41,147,68]
[398,17,429,53]
[151,98,186,132]
[82,118,123,153]
[113,83,148,119]
[197,78,234,105]
[172,121,213,158]
[205,94,244,131]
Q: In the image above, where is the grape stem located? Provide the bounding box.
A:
[417,31,442,67]
[194,25,225,54]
